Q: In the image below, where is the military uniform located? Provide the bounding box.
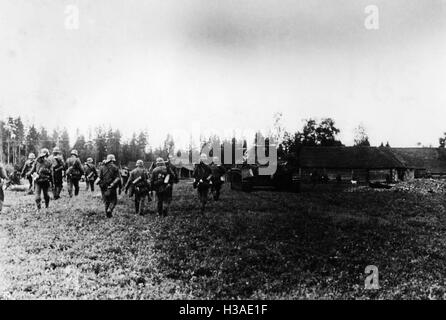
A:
[165,159,178,204]
[28,155,53,209]
[125,166,150,215]
[120,167,130,187]
[49,154,65,199]
[21,159,35,192]
[65,155,84,197]
[0,163,7,212]
[151,162,171,216]
[209,162,226,200]
[84,163,98,192]
[98,158,121,217]
[193,161,212,213]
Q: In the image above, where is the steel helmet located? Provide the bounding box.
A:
[71,149,79,157]
[136,160,144,167]
[28,153,36,159]
[200,153,208,162]
[52,147,61,154]
[156,157,165,166]
[40,148,49,157]
[106,154,116,163]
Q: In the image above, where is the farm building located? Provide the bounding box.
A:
[298,146,414,183]
[391,148,446,178]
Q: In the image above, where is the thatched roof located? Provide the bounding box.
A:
[299,146,406,169]
[391,148,446,173]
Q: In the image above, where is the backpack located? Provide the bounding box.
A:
[68,160,82,180]
[37,166,52,184]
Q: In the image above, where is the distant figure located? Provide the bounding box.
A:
[151,157,172,216]
[98,154,121,218]
[49,147,65,200]
[21,153,36,194]
[120,166,130,187]
[165,155,178,209]
[0,162,7,213]
[125,160,150,215]
[65,149,84,197]
[84,158,98,192]
[28,148,53,210]
[209,156,226,201]
[193,154,212,214]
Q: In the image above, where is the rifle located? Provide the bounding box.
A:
[109,177,121,189]
[87,171,95,180]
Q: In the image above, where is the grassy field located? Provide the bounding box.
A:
[1,179,446,299]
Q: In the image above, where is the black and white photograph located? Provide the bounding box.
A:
[0,0,446,305]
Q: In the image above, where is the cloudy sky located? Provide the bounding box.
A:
[0,0,445,148]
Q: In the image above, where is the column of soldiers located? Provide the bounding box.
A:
[1,148,227,217]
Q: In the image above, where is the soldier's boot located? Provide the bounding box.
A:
[36,200,41,210]
[44,198,50,209]
[107,202,116,218]
[162,202,168,217]
[135,199,140,215]
[139,199,146,216]
[0,200,3,213]
[157,201,163,216]
[200,201,205,214]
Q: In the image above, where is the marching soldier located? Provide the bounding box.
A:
[165,155,178,207]
[21,153,36,194]
[0,162,6,213]
[98,154,121,218]
[150,157,172,216]
[84,158,98,192]
[27,148,53,210]
[209,156,226,201]
[120,166,130,187]
[193,154,212,214]
[49,147,65,200]
[124,160,151,215]
[65,149,84,197]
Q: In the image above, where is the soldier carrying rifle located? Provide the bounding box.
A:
[193,154,213,214]
[84,157,98,192]
[49,147,65,200]
[65,149,84,198]
[27,148,53,210]
[124,160,151,215]
[98,154,121,218]
[151,157,173,216]
[0,162,7,213]
[209,156,226,201]
[21,153,36,194]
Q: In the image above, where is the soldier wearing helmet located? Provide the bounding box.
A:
[65,149,84,198]
[27,148,53,210]
[209,156,226,201]
[98,154,121,218]
[150,157,171,216]
[124,160,151,215]
[84,157,98,192]
[165,155,179,205]
[21,152,36,194]
[48,147,65,200]
[0,162,7,213]
[193,153,212,214]
[120,166,130,187]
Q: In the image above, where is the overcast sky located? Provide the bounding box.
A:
[0,0,445,148]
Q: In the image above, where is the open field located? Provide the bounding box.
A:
[1,179,446,299]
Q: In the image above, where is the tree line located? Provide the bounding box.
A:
[0,117,159,168]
